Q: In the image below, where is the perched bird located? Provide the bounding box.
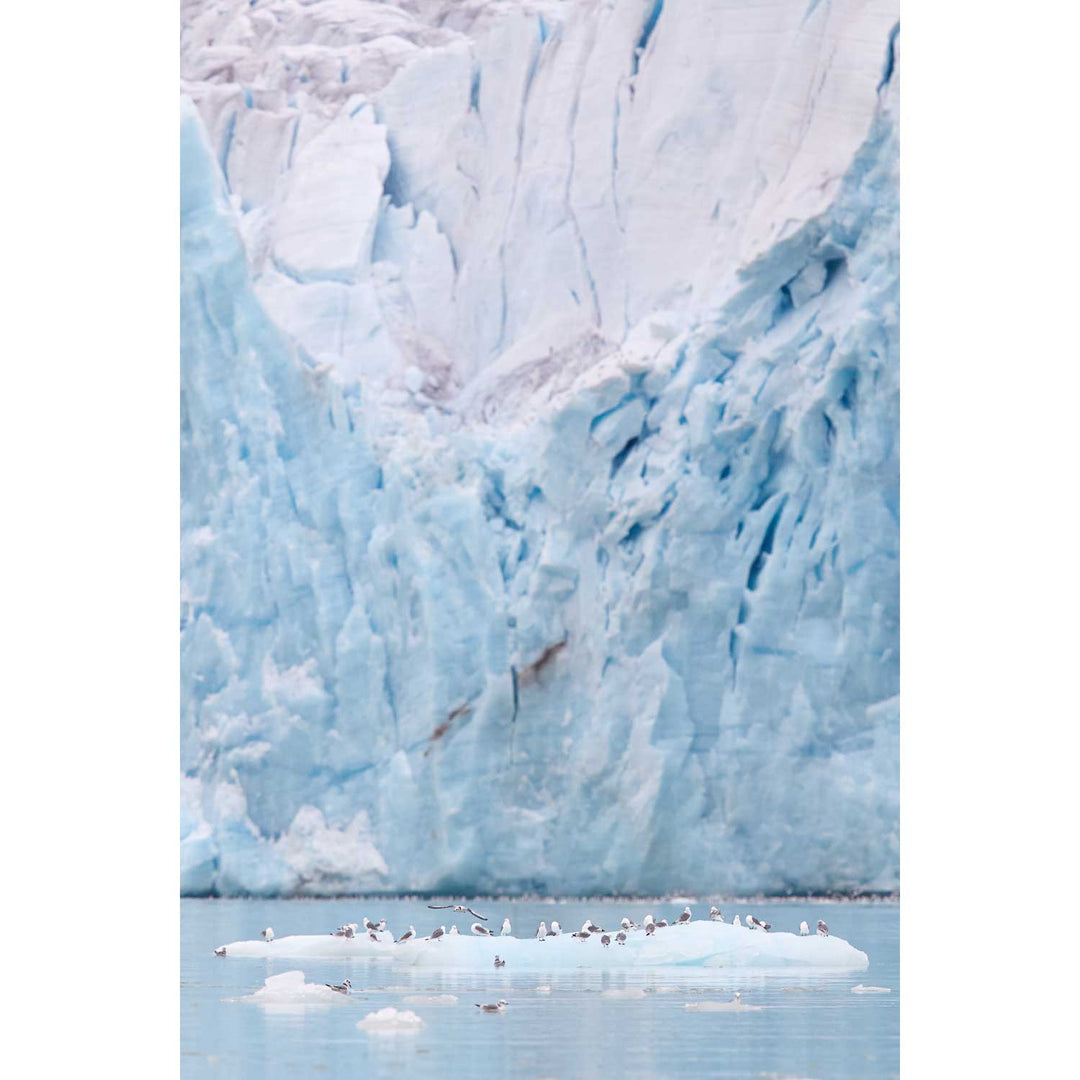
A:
[363,918,379,933]
[709,907,724,922]
[799,921,810,936]
[536,921,548,940]
[368,931,379,942]
[428,925,446,941]
[655,918,669,928]
[584,919,604,934]
[449,925,460,935]
[645,922,656,936]
[760,921,772,932]
[733,915,742,927]
[475,1000,508,1013]
[817,920,829,937]
[676,906,692,925]
[615,931,627,945]
[494,955,506,968]
[601,934,611,947]
[548,921,562,936]
[429,903,487,920]
[620,917,635,931]
[746,915,761,931]
[333,924,356,938]
[397,925,416,944]
[261,927,274,943]
[732,991,741,1005]
[325,979,351,995]
[377,919,387,932]
[643,914,655,929]
[472,922,494,937]
[213,946,227,957]
[500,918,512,937]
[571,929,591,941]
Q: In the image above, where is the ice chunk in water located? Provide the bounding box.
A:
[358,1007,425,1032]
[237,970,350,1007]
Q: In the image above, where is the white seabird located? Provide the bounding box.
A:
[746,915,761,931]
[615,931,627,945]
[368,931,379,942]
[476,1000,508,1013]
[584,919,604,934]
[709,907,723,922]
[500,918,512,936]
[429,903,487,920]
[494,955,506,968]
[213,946,226,957]
[472,922,494,937]
[397,925,416,944]
[449,925,460,935]
[601,934,611,947]
[733,915,742,927]
[817,920,829,937]
[260,927,274,942]
[428,925,446,941]
[548,921,562,936]
[645,922,656,936]
[676,906,692,925]
[536,921,548,940]
[655,918,669,928]
[571,929,591,941]
[363,918,379,933]
[620,917,635,931]
[800,921,810,936]
[643,914,655,928]
[325,979,351,995]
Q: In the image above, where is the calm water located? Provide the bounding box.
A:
[182,898,898,1079]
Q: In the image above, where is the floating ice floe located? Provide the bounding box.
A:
[214,933,395,959]
[685,997,764,1012]
[851,984,892,994]
[357,1007,425,1032]
[399,923,869,972]
[234,970,354,1007]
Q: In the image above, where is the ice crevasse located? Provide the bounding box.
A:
[180,0,900,897]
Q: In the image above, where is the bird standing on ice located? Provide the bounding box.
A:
[536,921,548,940]
[428,925,446,941]
[620,917,635,931]
[397,926,415,944]
[615,931,627,945]
[449,925,460,935]
[500,918,512,936]
[732,915,742,927]
[710,907,724,922]
[601,934,611,947]
[584,919,604,934]
[655,918,669,928]
[325,979,351,995]
[799,921,809,936]
[548,921,562,936]
[261,927,274,942]
[643,914,655,931]
[213,946,226,957]
[494,955,506,968]
[645,922,656,936]
[676,906,692,925]
[817,920,829,937]
[472,922,494,937]
[476,1000,508,1013]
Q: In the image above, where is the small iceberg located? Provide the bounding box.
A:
[234,970,353,1008]
[213,933,394,959]
[358,1007,426,1032]
[851,984,892,994]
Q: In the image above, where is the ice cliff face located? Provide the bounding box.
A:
[180,0,900,897]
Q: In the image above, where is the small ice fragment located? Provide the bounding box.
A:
[685,996,764,1012]
[358,1007,426,1031]
[401,994,457,1005]
[534,986,553,994]
[851,984,891,994]
[602,988,646,999]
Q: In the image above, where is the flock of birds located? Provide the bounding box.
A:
[213,904,831,963]
[215,904,834,1012]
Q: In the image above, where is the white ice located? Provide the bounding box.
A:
[235,969,354,1007]
[217,922,868,971]
[358,1007,426,1032]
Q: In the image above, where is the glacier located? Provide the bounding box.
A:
[180,0,900,897]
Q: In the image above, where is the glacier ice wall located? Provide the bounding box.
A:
[181,0,899,897]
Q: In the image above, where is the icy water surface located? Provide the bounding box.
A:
[182,898,898,1079]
